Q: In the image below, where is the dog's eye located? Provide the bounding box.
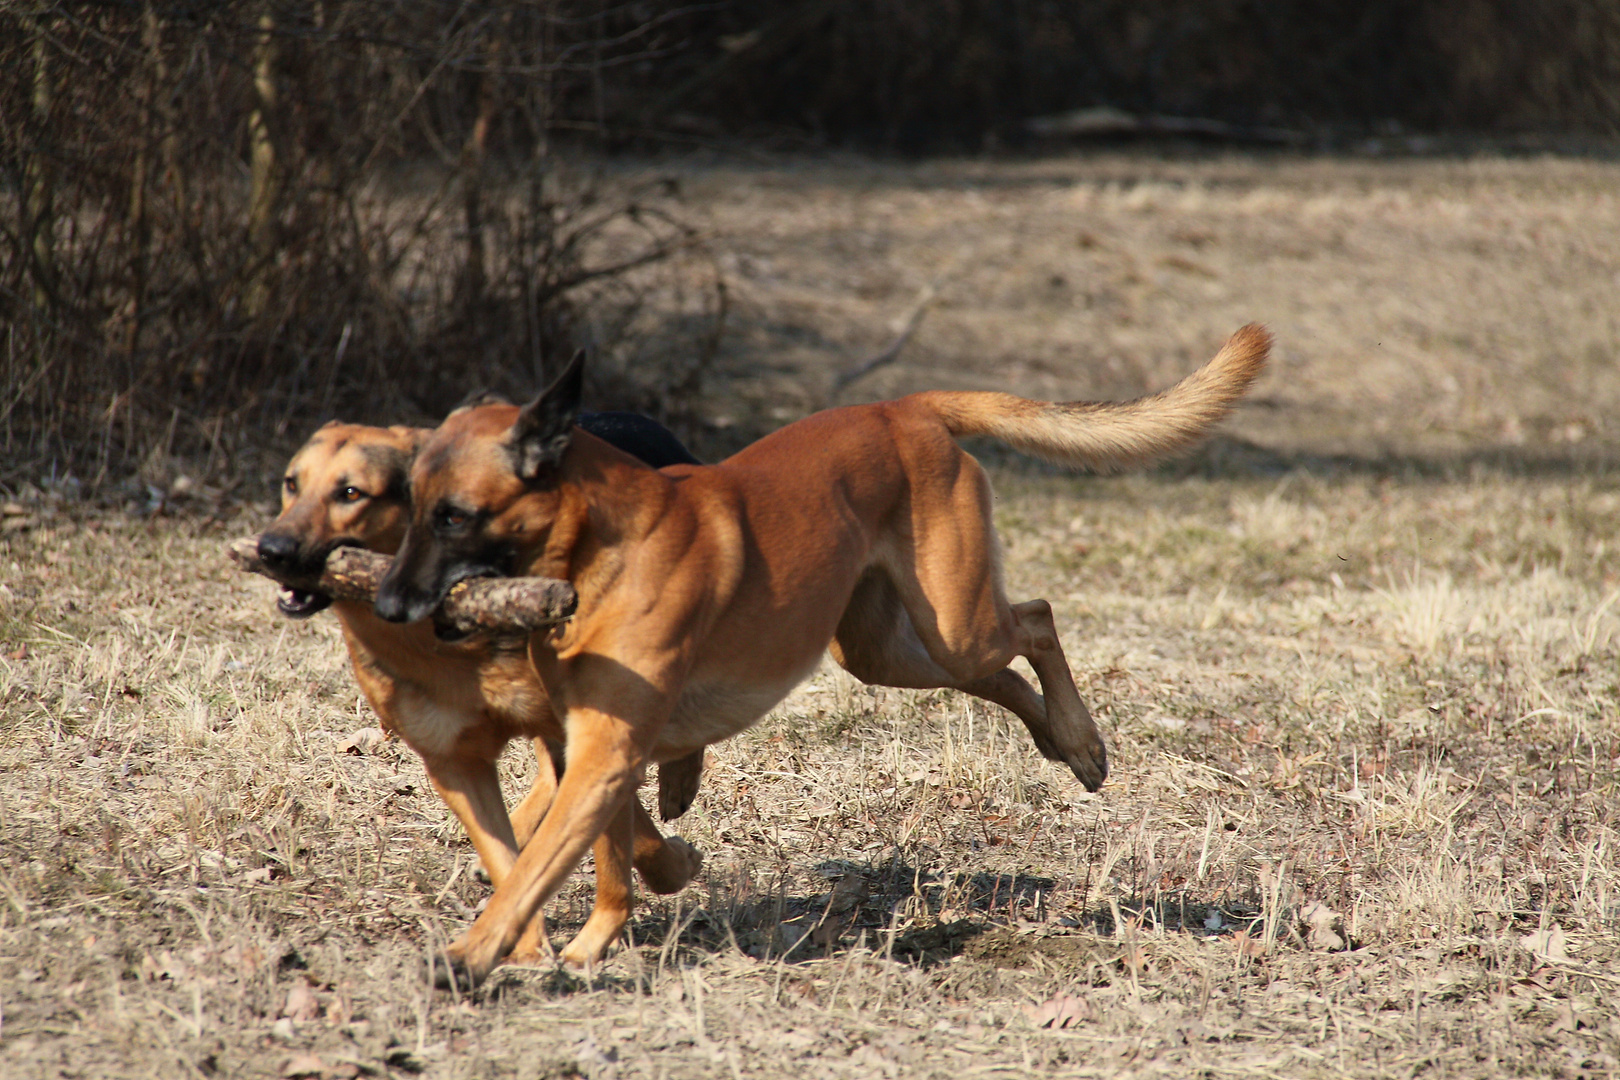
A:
[283,476,298,495]
[339,486,365,503]
[435,505,471,532]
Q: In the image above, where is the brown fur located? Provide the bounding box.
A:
[379,324,1270,984]
[265,422,702,964]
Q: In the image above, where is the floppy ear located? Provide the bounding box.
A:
[509,349,586,481]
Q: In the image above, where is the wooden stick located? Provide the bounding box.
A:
[227,536,577,633]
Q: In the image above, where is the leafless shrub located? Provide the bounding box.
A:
[0,2,722,489]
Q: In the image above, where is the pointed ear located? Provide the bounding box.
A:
[509,349,587,481]
[389,425,429,454]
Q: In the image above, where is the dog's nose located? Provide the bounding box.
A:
[257,532,300,570]
[373,585,413,624]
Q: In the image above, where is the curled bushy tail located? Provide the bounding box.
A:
[916,323,1270,471]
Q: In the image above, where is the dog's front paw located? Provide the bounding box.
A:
[430,935,504,992]
[667,836,704,883]
[639,836,703,894]
[657,750,704,821]
[558,938,605,971]
[1065,734,1108,792]
[504,916,556,969]
[502,946,554,969]
[429,949,481,994]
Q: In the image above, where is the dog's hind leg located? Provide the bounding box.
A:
[966,600,1106,791]
[833,450,1107,789]
[833,572,1107,791]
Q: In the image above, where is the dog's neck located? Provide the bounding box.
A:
[515,431,673,598]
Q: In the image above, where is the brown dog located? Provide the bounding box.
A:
[376,324,1270,984]
[260,418,704,963]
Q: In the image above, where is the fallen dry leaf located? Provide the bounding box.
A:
[1520,924,1572,964]
[339,726,388,755]
[1231,928,1268,959]
[1299,901,1347,951]
[282,980,321,1022]
[1025,992,1095,1028]
[280,1052,326,1078]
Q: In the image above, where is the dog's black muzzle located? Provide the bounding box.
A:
[257,531,337,619]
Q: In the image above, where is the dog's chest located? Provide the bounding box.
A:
[387,693,475,757]
[377,645,546,756]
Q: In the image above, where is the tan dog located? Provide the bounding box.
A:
[260,420,704,963]
[376,324,1270,985]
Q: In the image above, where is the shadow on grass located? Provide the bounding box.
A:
[467,851,1368,1006]
[485,859,1314,991]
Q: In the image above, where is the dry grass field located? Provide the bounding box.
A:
[4,150,1620,1078]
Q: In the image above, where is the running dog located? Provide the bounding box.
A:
[259,413,706,963]
[376,324,1270,984]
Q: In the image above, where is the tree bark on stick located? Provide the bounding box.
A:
[227,536,577,634]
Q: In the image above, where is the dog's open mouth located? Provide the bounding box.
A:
[277,586,333,619]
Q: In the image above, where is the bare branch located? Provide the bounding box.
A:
[827,282,937,401]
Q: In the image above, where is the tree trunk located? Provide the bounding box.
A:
[23,8,55,314]
[245,7,281,320]
[124,3,162,359]
[458,34,504,314]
